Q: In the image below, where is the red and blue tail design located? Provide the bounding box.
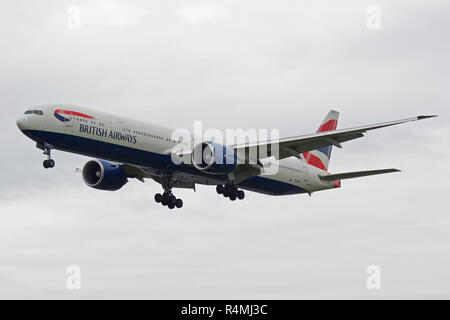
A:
[302,110,339,171]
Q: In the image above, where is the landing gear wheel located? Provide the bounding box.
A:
[169,196,177,207]
[224,184,233,194]
[158,189,184,209]
[161,193,170,205]
[43,159,55,168]
[216,185,224,194]
[222,184,241,199]
[42,147,55,169]
[218,183,245,202]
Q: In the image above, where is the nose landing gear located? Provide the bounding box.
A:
[216,184,245,201]
[42,147,55,169]
[43,159,55,169]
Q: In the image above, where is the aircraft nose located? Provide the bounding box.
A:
[16,115,28,131]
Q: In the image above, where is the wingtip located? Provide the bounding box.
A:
[417,115,438,120]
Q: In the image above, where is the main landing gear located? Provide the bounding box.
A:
[154,190,183,209]
[216,184,245,201]
[42,147,55,169]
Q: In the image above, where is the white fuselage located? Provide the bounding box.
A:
[17,105,338,195]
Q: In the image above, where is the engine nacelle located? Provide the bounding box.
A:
[82,159,128,191]
[191,142,237,174]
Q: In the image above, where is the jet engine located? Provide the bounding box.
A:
[82,159,128,191]
[191,142,237,174]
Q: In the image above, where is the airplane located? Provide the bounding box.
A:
[16,105,436,209]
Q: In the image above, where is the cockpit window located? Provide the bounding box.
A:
[25,110,44,115]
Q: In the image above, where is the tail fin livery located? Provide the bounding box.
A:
[302,110,339,171]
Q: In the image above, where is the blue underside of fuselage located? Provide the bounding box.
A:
[21,130,307,196]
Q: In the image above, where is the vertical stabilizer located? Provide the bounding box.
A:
[302,110,339,171]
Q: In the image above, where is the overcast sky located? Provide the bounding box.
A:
[0,0,449,299]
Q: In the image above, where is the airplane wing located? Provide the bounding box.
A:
[120,163,197,190]
[119,114,435,185]
[233,115,437,161]
[319,168,400,181]
[120,163,149,182]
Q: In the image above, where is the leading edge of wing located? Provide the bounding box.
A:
[232,114,438,150]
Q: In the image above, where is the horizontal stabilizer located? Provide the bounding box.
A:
[319,168,400,181]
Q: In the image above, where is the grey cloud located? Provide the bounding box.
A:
[0,0,449,299]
